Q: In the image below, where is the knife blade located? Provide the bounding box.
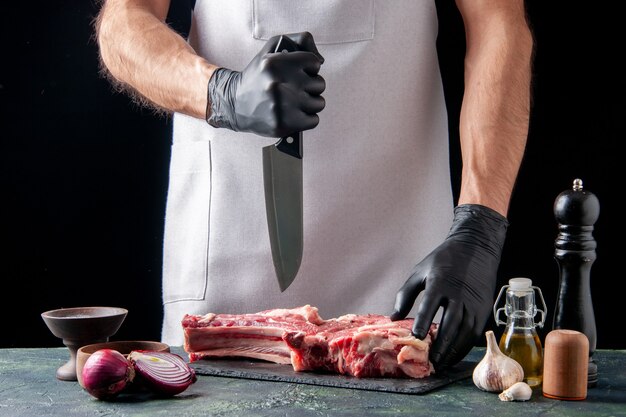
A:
[263,35,303,292]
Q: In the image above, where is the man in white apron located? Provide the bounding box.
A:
[96,0,533,369]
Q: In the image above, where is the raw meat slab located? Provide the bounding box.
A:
[190,358,474,394]
[183,306,438,379]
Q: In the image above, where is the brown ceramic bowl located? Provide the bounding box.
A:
[77,340,169,388]
[41,307,128,341]
[41,306,128,381]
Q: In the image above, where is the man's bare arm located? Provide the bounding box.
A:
[455,0,533,217]
[95,0,216,118]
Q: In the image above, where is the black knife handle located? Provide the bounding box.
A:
[273,34,298,54]
[274,35,303,160]
[276,132,303,159]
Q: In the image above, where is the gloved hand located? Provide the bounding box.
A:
[206,32,326,138]
[390,204,509,370]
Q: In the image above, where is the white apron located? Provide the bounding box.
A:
[162,0,453,346]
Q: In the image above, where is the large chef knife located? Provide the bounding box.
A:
[263,36,303,292]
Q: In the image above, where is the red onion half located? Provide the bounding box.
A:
[128,350,197,396]
[81,349,135,400]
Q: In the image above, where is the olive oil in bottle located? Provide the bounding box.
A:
[499,329,543,387]
[494,277,547,388]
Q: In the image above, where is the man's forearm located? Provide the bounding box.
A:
[456,0,533,217]
[96,0,217,118]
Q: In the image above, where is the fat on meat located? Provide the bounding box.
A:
[182,305,437,378]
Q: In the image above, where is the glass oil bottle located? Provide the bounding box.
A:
[493,277,547,388]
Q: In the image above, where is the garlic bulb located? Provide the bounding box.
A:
[499,381,533,402]
[473,330,524,392]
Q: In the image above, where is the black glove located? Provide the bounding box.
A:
[390,204,509,370]
[206,32,326,138]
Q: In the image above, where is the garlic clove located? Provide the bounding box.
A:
[499,381,533,402]
[473,330,524,392]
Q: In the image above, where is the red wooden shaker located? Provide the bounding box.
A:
[542,329,589,400]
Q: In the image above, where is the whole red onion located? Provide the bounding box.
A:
[81,349,135,400]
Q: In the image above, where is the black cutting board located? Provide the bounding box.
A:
[190,358,475,394]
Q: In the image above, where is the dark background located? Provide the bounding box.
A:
[1,1,622,350]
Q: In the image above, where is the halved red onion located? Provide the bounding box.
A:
[82,348,135,400]
[128,350,197,396]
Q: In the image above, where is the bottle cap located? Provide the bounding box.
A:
[508,277,532,290]
[543,329,589,401]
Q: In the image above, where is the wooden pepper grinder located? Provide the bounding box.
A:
[553,178,600,387]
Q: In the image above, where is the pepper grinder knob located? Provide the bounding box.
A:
[553,178,600,388]
[554,179,600,227]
